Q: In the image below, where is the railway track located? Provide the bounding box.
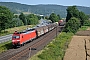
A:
[0,26,64,60]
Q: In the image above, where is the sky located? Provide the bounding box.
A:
[1,0,90,7]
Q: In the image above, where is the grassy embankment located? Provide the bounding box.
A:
[30,26,89,60]
[0,25,33,53]
[0,41,12,53]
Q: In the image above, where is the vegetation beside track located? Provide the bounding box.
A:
[30,32,73,60]
[0,41,12,53]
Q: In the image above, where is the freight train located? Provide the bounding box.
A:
[12,23,56,47]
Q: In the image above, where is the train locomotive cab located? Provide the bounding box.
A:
[12,31,21,47]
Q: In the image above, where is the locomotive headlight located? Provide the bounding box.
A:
[17,40,20,41]
[12,40,15,42]
[12,40,20,42]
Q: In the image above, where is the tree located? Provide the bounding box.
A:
[19,13,27,25]
[0,6,14,32]
[79,11,88,26]
[11,18,24,27]
[66,6,79,22]
[45,16,49,20]
[64,17,80,33]
[87,14,90,18]
[84,20,90,26]
[37,15,42,20]
[26,14,39,25]
[49,13,59,23]
[66,6,88,26]
[57,14,61,20]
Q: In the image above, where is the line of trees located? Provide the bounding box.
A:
[19,13,39,25]
[64,6,89,33]
[0,5,62,33]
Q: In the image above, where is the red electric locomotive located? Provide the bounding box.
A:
[12,28,37,47]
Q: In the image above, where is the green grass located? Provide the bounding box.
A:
[0,25,34,36]
[0,40,12,53]
[30,32,74,60]
[78,26,89,31]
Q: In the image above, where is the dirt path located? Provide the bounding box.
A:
[64,32,90,60]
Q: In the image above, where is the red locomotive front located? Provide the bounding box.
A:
[12,31,21,46]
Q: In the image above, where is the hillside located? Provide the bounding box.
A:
[0,2,90,18]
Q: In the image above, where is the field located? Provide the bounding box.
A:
[0,25,34,36]
[64,27,90,60]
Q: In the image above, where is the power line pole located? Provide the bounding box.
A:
[28,47,36,60]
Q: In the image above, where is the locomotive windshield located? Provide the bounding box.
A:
[12,35,20,39]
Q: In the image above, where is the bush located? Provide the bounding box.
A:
[64,17,80,33]
[84,20,90,26]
